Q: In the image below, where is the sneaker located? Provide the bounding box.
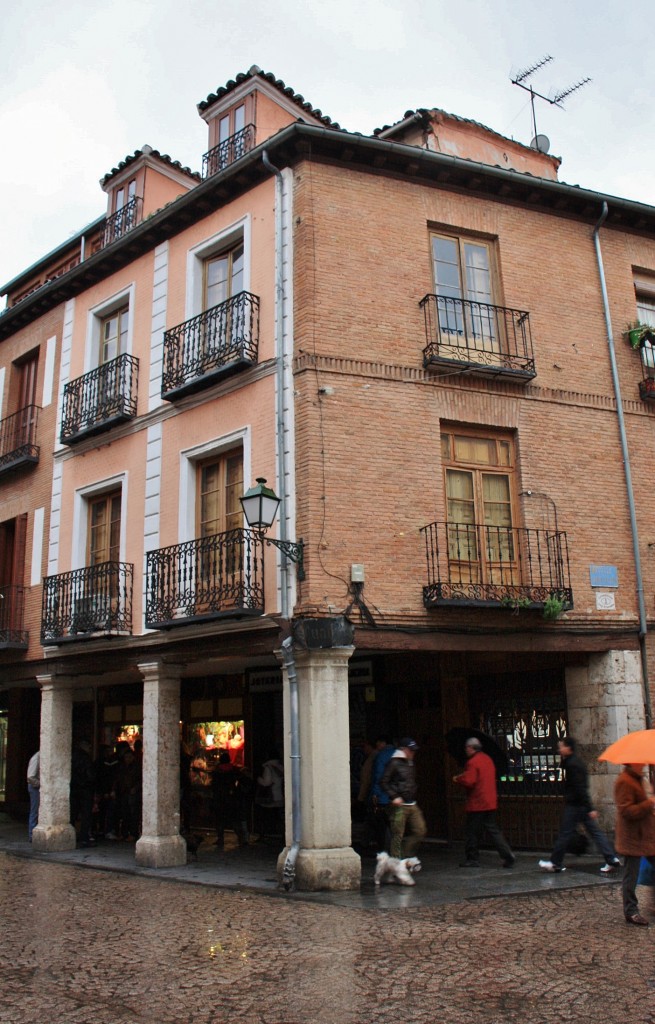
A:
[538,859,565,873]
[600,863,619,874]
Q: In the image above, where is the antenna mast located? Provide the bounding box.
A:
[511,56,591,142]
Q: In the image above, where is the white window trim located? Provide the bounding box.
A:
[85,283,136,371]
[185,215,251,321]
[71,473,129,569]
[179,427,251,543]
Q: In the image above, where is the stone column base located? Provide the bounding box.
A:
[277,846,361,891]
[135,834,187,868]
[32,824,76,852]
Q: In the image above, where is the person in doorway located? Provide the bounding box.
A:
[538,736,620,874]
[614,763,655,926]
[26,749,40,842]
[368,737,395,852]
[212,750,251,849]
[255,750,284,839]
[453,737,515,868]
[70,740,96,847]
[381,738,427,859]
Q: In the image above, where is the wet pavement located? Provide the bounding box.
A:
[1,814,654,1023]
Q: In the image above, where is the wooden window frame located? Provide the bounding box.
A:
[99,305,129,365]
[196,450,244,540]
[87,489,122,566]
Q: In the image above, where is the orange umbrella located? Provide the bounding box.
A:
[598,729,655,765]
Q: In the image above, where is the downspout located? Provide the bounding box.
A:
[593,202,652,727]
[280,635,301,890]
[262,149,291,620]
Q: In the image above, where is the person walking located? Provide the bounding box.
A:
[538,736,620,874]
[453,737,515,868]
[368,736,395,852]
[614,763,655,926]
[381,738,427,859]
[26,749,40,842]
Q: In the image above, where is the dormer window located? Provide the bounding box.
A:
[203,102,255,178]
[114,179,137,215]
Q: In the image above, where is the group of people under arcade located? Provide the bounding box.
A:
[353,732,655,925]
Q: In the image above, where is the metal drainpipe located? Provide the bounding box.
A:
[279,635,301,890]
[262,149,290,620]
[593,202,652,727]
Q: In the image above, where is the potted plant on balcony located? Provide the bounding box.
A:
[543,593,565,621]
[625,322,655,349]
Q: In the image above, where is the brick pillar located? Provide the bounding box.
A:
[277,645,361,891]
[566,649,645,829]
[135,660,186,868]
[32,676,76,852]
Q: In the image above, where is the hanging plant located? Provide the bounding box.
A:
[625,322,655,349]
[543,594,565,621]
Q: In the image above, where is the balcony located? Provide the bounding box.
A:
[145,528,264,629]
[420,294,536,380]
[60,354,139,445]
[420,520,573,610]
[0,586,28,649]
[103,196,143,247]
[0,405,39,476]
[41,562,133,644]
[161,291,260,401]
[202,125,256,178]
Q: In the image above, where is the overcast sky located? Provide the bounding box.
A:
[0,0,652,296]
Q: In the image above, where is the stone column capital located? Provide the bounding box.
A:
[137,659,184,687]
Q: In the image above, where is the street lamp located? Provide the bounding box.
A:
[240,478,305,581]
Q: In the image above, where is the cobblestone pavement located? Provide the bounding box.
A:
[1,851,654,1024]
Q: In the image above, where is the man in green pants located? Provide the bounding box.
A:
[381,738,427,858]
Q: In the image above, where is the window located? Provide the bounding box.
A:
[197,451,243,538]
[218,104,246,146]
[13,352,39,449]
[204,243,244,312]
[87,491,121,565]
[441,430,517,585]
[100,306,128,365]
[114,179,136,214]
[636,295,655,376]
[431,232,497,346]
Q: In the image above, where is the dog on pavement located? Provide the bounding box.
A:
[374,851,422,886]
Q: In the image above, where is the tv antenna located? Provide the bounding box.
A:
[511,56,591,150]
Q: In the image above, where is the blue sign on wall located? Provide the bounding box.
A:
[589,564,619,588]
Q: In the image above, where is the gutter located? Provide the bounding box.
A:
[279,636,301,891]
[593,202,652,727]
[262,149,291,619]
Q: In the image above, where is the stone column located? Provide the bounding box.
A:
[566,649,645,828]
[277,645,361,891]
[32,677,76,852]
[135,660,186,868]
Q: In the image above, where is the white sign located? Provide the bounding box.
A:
[596,592,616,611]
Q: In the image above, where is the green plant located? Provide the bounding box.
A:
[543,594,565,621]
[625,321,654,349]
[500,594,532,614]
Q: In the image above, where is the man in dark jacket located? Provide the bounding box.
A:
[381,738,427,858]
[538,736,620,874]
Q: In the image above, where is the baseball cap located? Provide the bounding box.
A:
[399,737,419,751]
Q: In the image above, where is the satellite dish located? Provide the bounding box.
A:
[530,134,551,154]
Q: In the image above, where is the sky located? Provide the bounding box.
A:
[0,0,652,296]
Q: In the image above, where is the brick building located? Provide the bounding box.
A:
[1,66,654,889]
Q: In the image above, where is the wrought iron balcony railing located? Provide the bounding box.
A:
[202,125,256,178]
[103,196,143,247]
[41,562,133,644]
[420,520,573,610]
[146,528,264,628]
[0,405,39,476]
[0,585,28,649]
[60,353,139,444]
[420,294,536,379]
[161,291,260,401]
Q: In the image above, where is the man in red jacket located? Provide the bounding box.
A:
[454,737,515,868]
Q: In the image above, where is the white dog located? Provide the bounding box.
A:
[374,851,422,886]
